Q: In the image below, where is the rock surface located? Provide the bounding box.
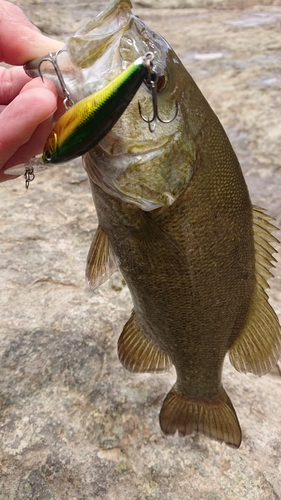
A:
[1,1,281,499]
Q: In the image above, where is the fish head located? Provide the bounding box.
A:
[25,0,196,210]
[79,0,196,210]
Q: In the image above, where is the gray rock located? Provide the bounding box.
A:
[1,1,281,498]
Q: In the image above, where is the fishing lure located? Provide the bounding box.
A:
[42,52,155,164]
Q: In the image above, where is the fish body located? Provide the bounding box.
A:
[42,55,151,163]
[26,0,281,447]
[83,0,281,448]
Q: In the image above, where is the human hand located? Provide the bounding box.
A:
[0,0,63,181]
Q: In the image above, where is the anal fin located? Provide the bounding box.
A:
[118,311,172,373]
[229,206,281,376]
[159,384,241,448]
[86,225,118,289]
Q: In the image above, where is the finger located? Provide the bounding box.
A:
[19,75,57,96]
[0,79,57,168]
[0,117,54,180]
[20,76,65,120]
[0,66,31,105]
[0,1,63,65]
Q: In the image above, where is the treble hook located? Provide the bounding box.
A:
[138,64,178,133]
[38,50,74,110]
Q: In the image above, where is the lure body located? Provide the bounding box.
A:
[42,55,150,163]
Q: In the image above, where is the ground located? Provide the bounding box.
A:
[1,1,281,499]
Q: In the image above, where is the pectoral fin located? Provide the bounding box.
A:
[86,225,118,289]
[159,384,242,448]
[118,310,172,373]
[229,206,281,376]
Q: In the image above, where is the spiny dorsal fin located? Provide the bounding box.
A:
[229,206,281,376]
[118,310,172,373]
[86,225,118,289]
[159,384,242,448]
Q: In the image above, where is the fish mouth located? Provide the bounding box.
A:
[24,0,172,123]
[67,0,133,70]
[66,0,167,69]
[24,0,135,100]
[66,0,169,93]
[25,0,168,100]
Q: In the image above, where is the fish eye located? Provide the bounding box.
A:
[156,74,166,92]
[144,70,167,93]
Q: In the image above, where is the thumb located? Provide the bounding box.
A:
[0,1,63,65]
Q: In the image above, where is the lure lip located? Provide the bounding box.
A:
[3,156,48,177]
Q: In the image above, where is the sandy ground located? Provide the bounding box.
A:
[1,1,281,499]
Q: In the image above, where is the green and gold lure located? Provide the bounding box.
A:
[42,53,153,164]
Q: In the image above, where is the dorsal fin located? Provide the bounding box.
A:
[86,225,118,289]
[118,310,172,373]
[229,206,281,376]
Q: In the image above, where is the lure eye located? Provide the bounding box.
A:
[42,131,57,163]
[43,149,52,162]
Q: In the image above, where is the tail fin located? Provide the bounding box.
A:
[159,384,242,448]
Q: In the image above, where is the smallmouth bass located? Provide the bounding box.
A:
[25,0,281,448]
